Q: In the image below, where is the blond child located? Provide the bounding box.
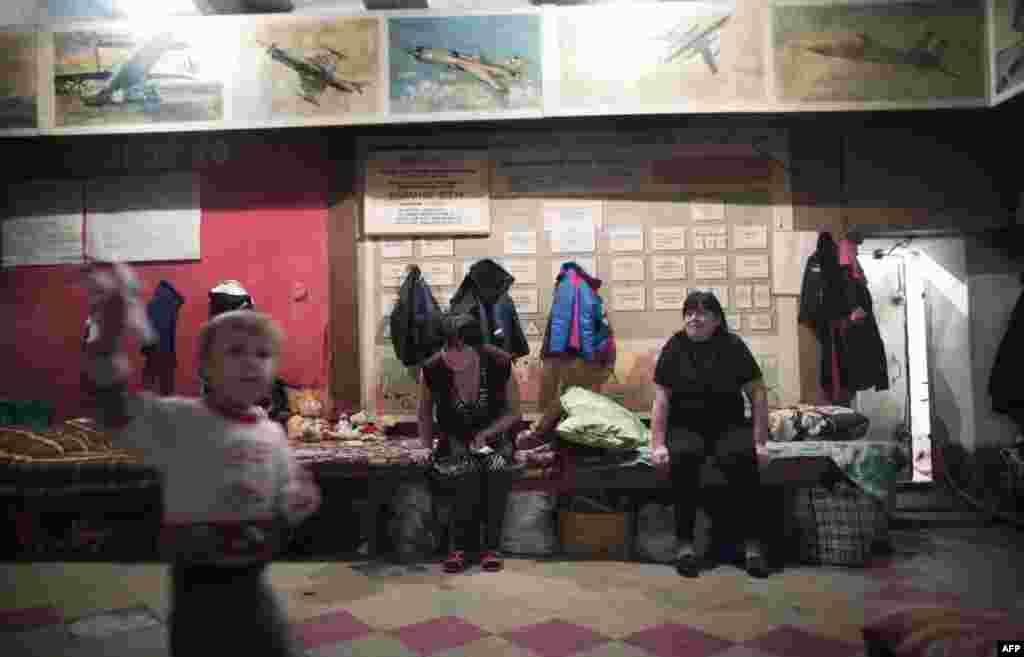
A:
[82,263,319,657]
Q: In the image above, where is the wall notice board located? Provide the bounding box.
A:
[365,135,796,417]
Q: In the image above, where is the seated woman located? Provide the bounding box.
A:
[418,311,523,573]
[650,291,771,578]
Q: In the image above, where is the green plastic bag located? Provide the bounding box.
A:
[556,386,649,449]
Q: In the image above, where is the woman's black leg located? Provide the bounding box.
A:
[716,426,769,576]
[482,467,512,551]
[448,470,484,554]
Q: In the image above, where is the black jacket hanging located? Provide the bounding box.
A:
[449,258,530,359]
[389,265,444,367]
[989,288,1024,427]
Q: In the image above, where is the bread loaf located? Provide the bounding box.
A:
[0,427,64,458]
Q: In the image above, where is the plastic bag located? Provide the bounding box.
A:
[634,503,678,563]
[388,482,436,560]
[501,491,557,556]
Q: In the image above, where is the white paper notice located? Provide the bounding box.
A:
[735,254,770,279]
[552,223,596,254]
[651,255,687,281]
[608,225,644,252]
[693,226,728,251]
[1,214,83,267]
[504,230,537,255]
[612,286,646,312]
[754,284,772,308]
[85,173,200,263]
[510,288,539,314]
[364,150,489,235]
[381,263,407,287]
[543,200,601,233]
[551,257,596,281]
[734,224,769,250]
[734,284,753,309]
[612,257,645,282]
[693,255,728,280]
[418,238,454,258]
[692,200,725,222]
[502,259,537,284]
[653,286,686,311]
[421,262,455,286]
[650,226,686,251]
[747,314,773,331]
[380,240,412,259]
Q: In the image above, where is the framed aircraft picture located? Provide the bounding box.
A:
[0,29,37,130]
[388,13,543,116]
[52,18,232,128]
[992,0,1024,101]
[232,16,382,122]
[771,0,987,106]
[554,0,743,114]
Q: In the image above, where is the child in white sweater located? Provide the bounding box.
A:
[82,263,320,657]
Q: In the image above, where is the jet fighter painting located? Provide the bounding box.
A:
[773,1,986,103]
[405,46,525,93]
[658,14,729,75]
[259,41,369,106]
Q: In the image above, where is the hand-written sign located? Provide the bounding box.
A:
[365,151,490,235]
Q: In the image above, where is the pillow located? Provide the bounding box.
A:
[862,605,1022,657]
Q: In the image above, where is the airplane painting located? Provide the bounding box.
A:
[235,18,379,120]
[994,0,1024,96]
[557,2,738,111]
[658,14,730,75]
[389,15,542,115]
[53,27,224,126]
[259,42,369,106]
[405,47,525,93]
[0,31,37,129]
[773,1,985,104]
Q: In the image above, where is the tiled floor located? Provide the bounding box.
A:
[3,526,1024,657]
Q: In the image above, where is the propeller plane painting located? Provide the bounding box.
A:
[773,0,986,104]
[235,18,379,120]
[53,25,225,127]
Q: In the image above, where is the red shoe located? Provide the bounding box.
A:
[443,550,467,573]
[481,551,503,572]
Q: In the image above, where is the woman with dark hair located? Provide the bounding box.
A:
[418,311,523,573]
[650,291,771,578]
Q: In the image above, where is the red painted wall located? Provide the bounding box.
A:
[0,140,331,422]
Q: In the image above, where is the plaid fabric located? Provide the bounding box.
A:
[792,479,887,566]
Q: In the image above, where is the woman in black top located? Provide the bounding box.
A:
[418,312,522,573]
[650,291,771,578]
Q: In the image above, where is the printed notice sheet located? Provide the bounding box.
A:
[734,254,770,279]
[502,259,537,284]
[651,255,687,280]
[421,262,454,286]
[608,225,644,252]
[754,284,772,308]
[85,173,200,263]
[510,288,539,314]
[381,263,407,287]
[691,200,725,223]
[418,238,454,258]
[650,225,686,251]
[734,224,768,250]
[734,284,753,309]
[747,314,773,331]
[653,287,686,311]
[611,257,645,281]
[504,230,537,255]
[693,255,728,280]
[612,286,646,312]
[693,226,728,250]
[380,240,412,259]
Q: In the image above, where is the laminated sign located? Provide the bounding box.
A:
[364,150,490,236]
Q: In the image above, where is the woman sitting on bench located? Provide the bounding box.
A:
[650,290,771,578]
